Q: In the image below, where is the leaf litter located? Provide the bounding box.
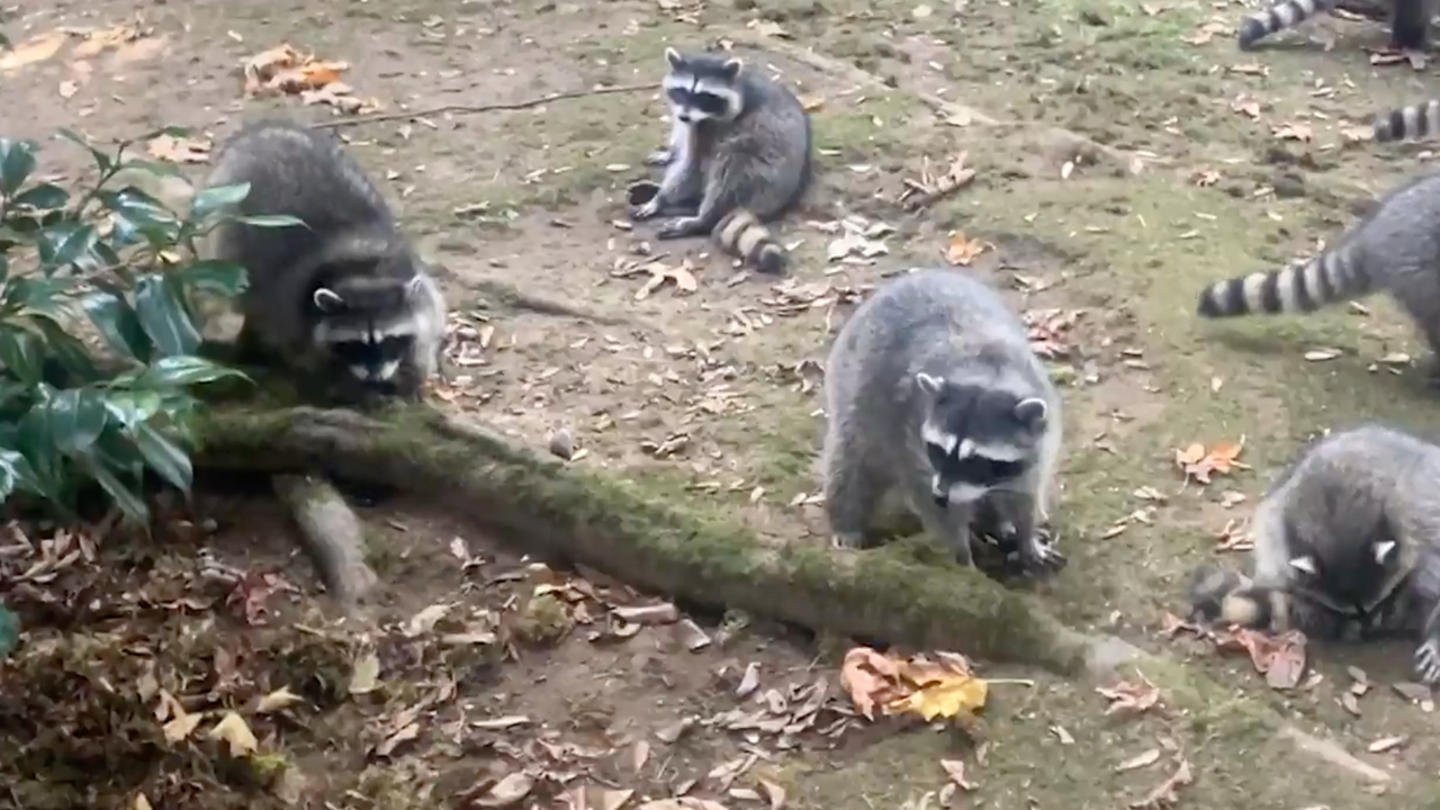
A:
[241,42,382,114]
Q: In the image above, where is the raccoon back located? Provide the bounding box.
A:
[706,73,812,219]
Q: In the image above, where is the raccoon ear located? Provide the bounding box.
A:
[1288,555,1318,575]
[1014,397,1048,428]
[665,47,684,70]
[915,372,945,396]
[313,287,345,313]
[1375,540,1398,564]
[722,57,744,78]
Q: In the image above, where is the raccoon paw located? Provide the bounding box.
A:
[655,216,707,240]
[1416,638,1440,685]
[1018,536,1066,575]
[631,198,662,221]
[830,531,869,550]
[645,149,673,166]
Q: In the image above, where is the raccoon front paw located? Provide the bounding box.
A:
[831,531,868,550]
[655,216,707,240]
[1415,637,1440,685]
[645,148,673,166]
[1018,535,1066,575]
[631,198,662,221]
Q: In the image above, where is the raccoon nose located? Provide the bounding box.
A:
[931,480,949,509]
[677,111,693,124]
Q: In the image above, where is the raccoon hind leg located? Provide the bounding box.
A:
[1390,0,1430,50]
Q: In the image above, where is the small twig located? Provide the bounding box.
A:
[311,82,661,129]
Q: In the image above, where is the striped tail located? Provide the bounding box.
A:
[1236,0,1332,50]
[712,208,788,275]
[1195,244,1369,319]
[1374,99,1440,143]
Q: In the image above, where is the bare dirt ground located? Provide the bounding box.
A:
[5,0,1440,807]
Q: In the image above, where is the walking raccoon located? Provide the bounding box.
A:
[631,47,812,275]
[1236,0,1432,51]
[202,117,447,401]
[1194,166,1440,364]
[820,268,1065,574]
[1187,425,1440,684]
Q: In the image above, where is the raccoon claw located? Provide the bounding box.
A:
[1416,638,1440,685]
[631,198,662,221]
[655,216,707,240]
[831,531,868,550]
[645,148,673,166]
[1019,538,1067,575]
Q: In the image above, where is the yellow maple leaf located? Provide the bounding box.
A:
[887,671,988,721]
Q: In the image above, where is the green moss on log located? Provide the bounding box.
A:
[194,405,1089,673]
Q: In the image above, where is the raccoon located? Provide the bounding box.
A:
[202,117,447,400]
[631,47,812,275]
[820,268,1065,574]
[1194,167,1440,362]
[1236,0,1431,51]
[1372,98,1440,143]
[1186,425,1440,684]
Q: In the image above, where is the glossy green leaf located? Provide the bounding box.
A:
[0,604,17,661]
[43,389,108,454]
[81,453,148,525]
[116,158,191,185]
[178,259,249,297]
[0,254,8,285]
[9,182,68,211]
[0,138,38,196]
[36,221,100,273]
[0,325,43,385]
[0,446,41,497]
[6,277,73,318]
[134,274,201,358]
[82,287,151,363]
[54,127,113,174]
[102,389,163,429]
[232,213,306,229]
[190,182,252,222]
[139,354,250,389]
[33,317,102,385]
[132,421,191,492]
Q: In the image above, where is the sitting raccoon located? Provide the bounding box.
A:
[1194,165,1440,366]
[631,48,812,275]
[1187,425,1440,684]
[1236,0,1432,51]
[202,117,447,402]
[819,268,1065,575]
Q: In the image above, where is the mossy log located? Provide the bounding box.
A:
[195,405,1097,674]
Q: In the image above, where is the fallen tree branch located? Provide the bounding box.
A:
[736,34,1168,171]
[272,473,378,613]
[195,405,1093,674]
[311,83,661,130]
[467,278,633,325]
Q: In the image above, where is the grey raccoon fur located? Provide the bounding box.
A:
[631,47,812,275]
[819,268,1065,573]
[203,117,447,400]
[1186,425,1440,684]
[1236,0,1431,51]
[1373,98,1440,143]
[1194,167,1440,360]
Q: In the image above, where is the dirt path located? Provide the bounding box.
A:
[5,0,1440,806]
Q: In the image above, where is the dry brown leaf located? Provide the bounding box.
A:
[597,788,636,810]
[1097,677,1161,716]
[1128,758,1192,808]
[133,793,154,810]
[162,706,204,743]
[1272,122,1313,142]
[1212,627,1307,689]
[146,134,212,164]
[945,232,991,266]
[1116,748,1162,772]
[374,721,420,757]
[798,94,825,112]
[840,647,901,720]
[255,686,303,714]
[757,779,786,810]
[939,759,976,790]
[348,650,381,695]
[1174,437,1248,484]
[208,711,259,757]
[1368,735,1407,753]
[0,30,69,71]
[1230,96,1261,119]
[476,773,535,807]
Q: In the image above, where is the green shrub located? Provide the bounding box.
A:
[0,128,299,525]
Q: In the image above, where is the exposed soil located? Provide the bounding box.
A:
[4,0,1440,807]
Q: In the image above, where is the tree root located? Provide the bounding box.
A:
[194,405,1093,674]
[467,278,632,325]
[271,473,379,613]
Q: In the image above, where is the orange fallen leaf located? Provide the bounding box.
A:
[1174,437,1247,484]
[1096,676,1161,716]
[147,134,212,164]
[1213,627,1307,690]
[840,647,902,720]
[0,30,69,71]
[945,232,991,266]
[1128,758,1192,808]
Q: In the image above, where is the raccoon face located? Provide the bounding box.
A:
[310,270,423,387]
[1285,530,1400,615]
[662,47,744,126]
[914,372,1047,507]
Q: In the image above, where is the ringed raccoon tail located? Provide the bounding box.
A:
[1236,0,1332,49]
[1187,564,1292,631]
[1374,99,1440,143]
[1195,245,1369,319]
[713,208,787,275]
